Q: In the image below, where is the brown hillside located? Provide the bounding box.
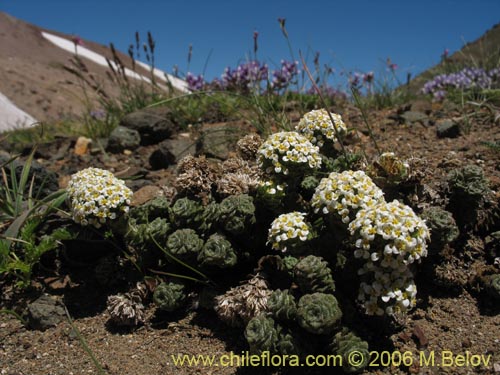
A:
[0,11,160,124]
[408,22,500,93]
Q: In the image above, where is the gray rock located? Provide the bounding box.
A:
[27,294,66,331]
[437,120,460,138]
[198,126,240,160]
[149,137,196,170]
[410,99,432,114]
[401,111,429,126]
[120,107,178,145]
[107,126,141,153]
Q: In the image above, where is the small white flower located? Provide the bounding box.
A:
[295,109,347,148]
[313,170,384,224]
[267,212,312,252]
[67,167,132,228]
[257,131,321,176]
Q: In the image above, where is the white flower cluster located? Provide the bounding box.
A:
[311,170,384,223]
[348,200,430,315]
[267,212,311,252]
[358,262,417,316]
[67,167,132,228]
[296,109,347,148]
[348,200,429,265]
[257,131,321,176]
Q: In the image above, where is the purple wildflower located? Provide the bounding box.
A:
[422,66,499,101]
[90,109,106,120]
[271,60,299,91]
[72,35,84,46]
[441,48,449,60]
[221,60,268,93]
[386,58,398,72]
[363,71,374,84]
[348,72,363,90]
[186,72,205,91]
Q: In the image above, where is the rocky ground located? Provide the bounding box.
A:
[1,99,499,375]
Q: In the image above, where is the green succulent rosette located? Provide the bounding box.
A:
[198,201,221,234]
[322,153,364,173]
[153,280,187,312]
[147,217,172,245]
[166,228,204,260]
[331,328,369,373]
[129,196,171,223]
[244,315,278,354]
[170,197,204,229]
[267,289,297,322]
[448,164,490,199]
[421,206,459,251]
[297,293,342,335]
[275,325,303,356]
[218,194,256,236]
[447,165,491,228]
[294,255,335,294]
[197,233,237,269]
[281,256,299,277]
[125,217,172,249]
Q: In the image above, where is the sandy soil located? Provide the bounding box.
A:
[1,100,499,375]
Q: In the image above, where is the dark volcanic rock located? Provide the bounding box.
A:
[27,294,66,331]
[107,126,141,153]
[437,119,461,138]
[198,125,241,160]
[149,137,196,170]
[120,107,178,145]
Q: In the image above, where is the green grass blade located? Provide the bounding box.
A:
[150,234,211,285]
[2,190,67,249]
[0,309,27,326]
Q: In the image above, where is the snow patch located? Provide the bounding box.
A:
[41,31,188,92]
[0,91,37,132]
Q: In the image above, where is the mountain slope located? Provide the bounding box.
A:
[0,12,183,130]
[408,22,500,93]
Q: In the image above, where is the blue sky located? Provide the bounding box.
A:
[2,0,499,88]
